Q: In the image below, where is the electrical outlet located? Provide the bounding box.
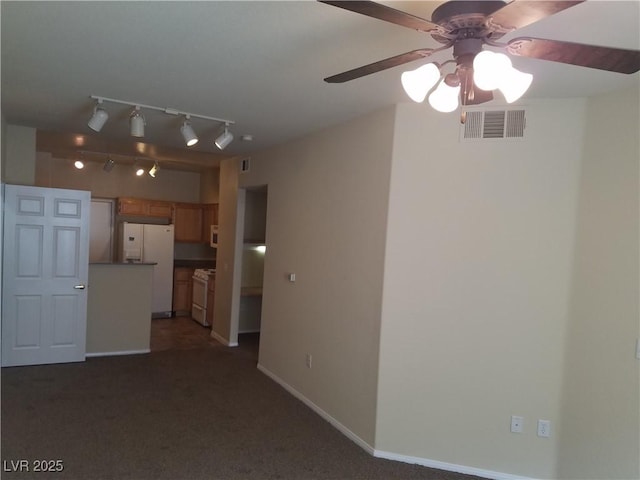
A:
[305,353,312,368]
[537,419,551,438]
[510,415,524,433]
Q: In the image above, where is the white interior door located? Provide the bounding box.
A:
[2,184,90,367]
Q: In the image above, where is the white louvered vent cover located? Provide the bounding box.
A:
[461,109,526,141]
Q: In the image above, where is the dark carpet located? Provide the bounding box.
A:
[2,344,481,480]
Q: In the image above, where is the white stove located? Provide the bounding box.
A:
[191,269,215,326]
[193,268,215,280]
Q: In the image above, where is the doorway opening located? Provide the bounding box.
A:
[234,185,268,359]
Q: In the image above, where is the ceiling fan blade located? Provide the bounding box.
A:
[324,49,435,83]
[488,1,584,34]
[507,37,640,74]
[318,1,445,34]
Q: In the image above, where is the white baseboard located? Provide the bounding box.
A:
[373,450,534,480]
[256,363,375,455]
[256,363,533,480]
[210,329,239,347]
[85,349,150,358]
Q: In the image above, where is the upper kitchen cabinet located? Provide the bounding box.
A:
[201,203,219,243]
[174,203,204,243]
[117,197,173,220]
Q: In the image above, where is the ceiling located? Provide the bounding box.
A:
[2,1,639,169]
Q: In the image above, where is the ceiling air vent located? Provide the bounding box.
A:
[461,109,526,141]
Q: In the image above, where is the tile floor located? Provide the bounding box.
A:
[150,315,260,360]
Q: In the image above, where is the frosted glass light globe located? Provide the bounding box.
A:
[401,63,440,103]
[428,80,460,113]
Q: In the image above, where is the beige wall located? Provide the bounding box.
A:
[200,167,220,203]
[1,114,7,172]
[376,99,585,478]
[230,107,396,447]
[3,124,36,185]
[86,264,153,355]
[35,152,201,202]
[558,86,640,479]
[211,158,243,345]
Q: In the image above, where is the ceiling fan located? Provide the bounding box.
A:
[320,1,640,113]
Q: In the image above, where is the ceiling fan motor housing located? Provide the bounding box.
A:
[430,0,508,44]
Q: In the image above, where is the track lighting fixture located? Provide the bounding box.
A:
[87,99,109,132]
[215,124,234,150]
[103,157,115,172]
[180,116,198,147]
[132,160,145,177]
[130,106,145,138]
[148,161,159,178]
[88,95,237,151]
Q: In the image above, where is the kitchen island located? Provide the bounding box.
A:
[86,262,155,357]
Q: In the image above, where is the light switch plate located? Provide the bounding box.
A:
[510,415,523,433]
[537,419,551,438]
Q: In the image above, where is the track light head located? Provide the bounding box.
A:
[180,119,198,147]
[103,157,115,172]
[148,161,159,178]
[88,100,109,132]
[133,159,145,176]
[130,107,145,138]
[215,124,234,150]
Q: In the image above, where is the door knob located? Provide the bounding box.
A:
[74,284,86,290]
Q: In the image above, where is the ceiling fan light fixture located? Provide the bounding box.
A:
[180,119,198,147]
[499,67,533,103]
[87,100,109,132]
[401,63,440,103]
[215,125,234,150]
[428,78,460,113]
[473,50,512,91]
[130,107,145,138]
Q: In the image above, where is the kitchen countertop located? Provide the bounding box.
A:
[241,287,263,297]
[174,258,216,269]
[90,262,157,266]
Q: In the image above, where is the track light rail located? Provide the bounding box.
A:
[89,95,235,125]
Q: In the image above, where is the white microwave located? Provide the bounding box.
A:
[210,225,219,248]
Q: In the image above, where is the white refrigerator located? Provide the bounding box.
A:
[120,223,174,317]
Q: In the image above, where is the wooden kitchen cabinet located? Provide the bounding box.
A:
[205,274,216,326]
[117,197,146,216]
[174,203,204,243]
[147,200,174,218]
[117,197,173,220]
[201,203,219,243]
[172,267,194,315]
